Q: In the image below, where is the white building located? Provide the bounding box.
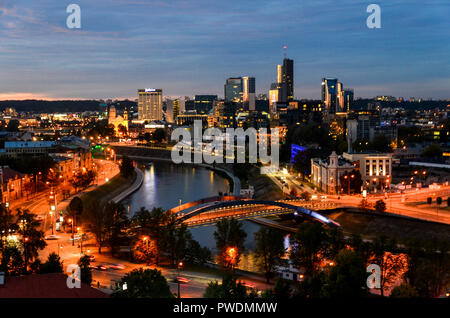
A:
[311,151,355,194]
[342,152,392,190]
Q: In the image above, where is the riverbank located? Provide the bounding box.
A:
[81,168,141,207]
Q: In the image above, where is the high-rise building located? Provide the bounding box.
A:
[224,77,243,103]
[281,58,294,102]
[277,65,283,83]
[242,76,256,111]
[321,78,338,114]
[194,95,218,114]
[138,88,163,121]
[341,89,354,112]
[269,82,281,113]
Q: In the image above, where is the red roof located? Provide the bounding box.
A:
[1,166,25,183]
[0,273,108,298]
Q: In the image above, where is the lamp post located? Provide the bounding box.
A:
[177,261,183,298]
[69,218,74,246]
[49,211,54,235]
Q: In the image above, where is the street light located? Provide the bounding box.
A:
[68,218,74,246]
[177,261,183,298]
[49,211,54,235]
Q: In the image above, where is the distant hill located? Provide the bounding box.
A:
[352,99,450,111]
[0,100,103,113]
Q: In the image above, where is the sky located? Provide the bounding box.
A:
[0,0,449,100]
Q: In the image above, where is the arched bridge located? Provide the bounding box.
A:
[169,196,340,228]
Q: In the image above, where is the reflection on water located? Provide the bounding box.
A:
[124,161,230,214]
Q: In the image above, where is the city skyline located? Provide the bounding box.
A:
[0,0,449,100]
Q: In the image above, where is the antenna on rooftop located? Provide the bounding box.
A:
[283,45,287,59]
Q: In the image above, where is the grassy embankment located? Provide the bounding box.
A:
[81,171,137,208]
[272,208,450,243]
[327,210,450,243]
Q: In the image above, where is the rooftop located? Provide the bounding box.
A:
[0,273,108,298]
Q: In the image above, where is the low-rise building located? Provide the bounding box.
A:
[311,151,355,194]
[342,152,392,190]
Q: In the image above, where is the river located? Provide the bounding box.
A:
[122,161,270,272]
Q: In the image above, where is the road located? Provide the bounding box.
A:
[41,231,271,298]
[269,171,450,225]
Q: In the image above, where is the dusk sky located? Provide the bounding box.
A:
[0,0,449,100]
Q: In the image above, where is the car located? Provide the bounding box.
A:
[240,282,256,289]
[70,235,82,241]
[84,254,95,262]
[108,264,125,270]
[174,277,190,284]
[44,235,60,240]
[93,264,108,271]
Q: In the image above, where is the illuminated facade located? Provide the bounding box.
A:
[108,106,129,135]
[138,88,163,121]
[311,151,355,194]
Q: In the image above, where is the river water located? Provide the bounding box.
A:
[122,161,267,271]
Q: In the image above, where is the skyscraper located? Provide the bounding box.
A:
[138,88,163,121]
[242,76,256,111]
[194,95,218,114]
[281,58,294,102]
[224,77,243,103]
[321,78,338,114]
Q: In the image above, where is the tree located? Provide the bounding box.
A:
[289,188,298,197]
[427,197,432,204]
[390,284,419,298]
[339,170,362,194]
[120,156,135,178]
[261,278,292,299]
[321,249,367,298]
[104,202,129,256]
[421,144,442,158]
[0,204,17,250]
[111,268,173,298]
[293,149,314,178]
[131,207,171,265]
[84,201,109,253]
[185,239,212,265]
[118,124,127,136]
[6,119,20,132]
[214,218,247,271]
[370,134,392,153]
[254,227,286,283]
[404,238,450,297]
[16,209,47,272]
[78,255,92,286]
[300,191,311,201]
[67,196,83,230]
[204,274,254,298]
[39,252,63,274]
[358,198,371,211]
[290,222,329,276]
[368,235,407,297]
[436,197,442,205]
[164,221,192,267]
[152,128,166,143]
[374,200,386,213]
[133,238,157,265]
[0,243,23,275]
